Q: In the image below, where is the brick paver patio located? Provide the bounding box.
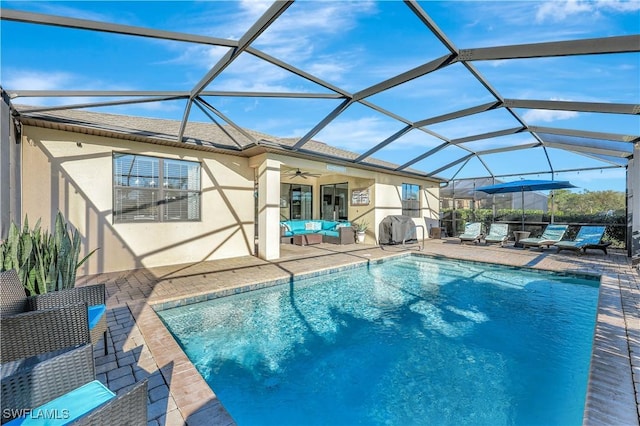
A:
[77,239,640,425]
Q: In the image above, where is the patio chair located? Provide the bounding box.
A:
[519,224,569,250]
[554,226,608,254]
[458,222,483,244]
[0,269,108,361]
[484,223,509,247]
[1,344,147,425]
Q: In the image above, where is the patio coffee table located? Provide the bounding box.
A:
[293,234,323,246]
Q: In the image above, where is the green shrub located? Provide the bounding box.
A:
[0,212,98,295]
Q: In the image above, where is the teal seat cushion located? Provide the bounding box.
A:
[539,224,568,241]
[88,304,106,330]
[287,221,307,232]
[281,220,348,236]
[574,226,606,245]
[7,380,115,425]
[321,221,337,230]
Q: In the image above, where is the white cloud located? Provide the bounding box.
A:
[460,133,537,152]
[535,0,640,23]
[238,0,273,19]
[309,116,398,152]
[255,1,377,42]
[428,109,519,140]
[455,0,638,47]
[384,130,447,151]
[4,71,75,91]
[3,70,97,107]
[536,0,594,23]
[305,60,351,83]
[215,76,292,92]
[2,68,159,110]
[210,53,300,92]
[248,2,378,84]
[163,45,230,69]
[243,99,260,113]
[523,109,579,123]
[20,3,113,22]
[617,63,638,71]
[160,2,378,92]
[596,0,640,12]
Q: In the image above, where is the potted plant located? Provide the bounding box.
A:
[353,220,368,244]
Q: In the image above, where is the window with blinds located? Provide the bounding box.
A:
[113,153,201,223]
[401,183,420,218]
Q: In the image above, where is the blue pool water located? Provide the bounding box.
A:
[158,256,599,426]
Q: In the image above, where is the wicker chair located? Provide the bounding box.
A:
[0,269,108,361]
[1,344,148,425]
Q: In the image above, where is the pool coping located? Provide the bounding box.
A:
[151,251,408,312]
[584,271,638,424]
[141,250,638,425]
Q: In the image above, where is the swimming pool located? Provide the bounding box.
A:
[158,255,599,425]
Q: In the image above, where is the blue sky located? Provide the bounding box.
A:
[1,0,639,193]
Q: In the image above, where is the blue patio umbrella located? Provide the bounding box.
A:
[476,179,577,230]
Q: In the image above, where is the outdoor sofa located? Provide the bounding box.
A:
[280,219,355,244]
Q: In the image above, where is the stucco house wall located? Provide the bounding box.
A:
[373,174,437,244]
[16,122,441,275]
[21,126,256,275]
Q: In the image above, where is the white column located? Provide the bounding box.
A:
[257,157,281,260]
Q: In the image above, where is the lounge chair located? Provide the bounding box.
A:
[1,344,147,425]
[554,226,607,254]
[458,222,483,244]
[0,269,108,361]
[484,223,509,247]
[519,224,569,250]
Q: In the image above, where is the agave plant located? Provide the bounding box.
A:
[0,212,98,295]
[353,220,369,233]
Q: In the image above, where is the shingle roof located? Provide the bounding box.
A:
[13,105,435,180]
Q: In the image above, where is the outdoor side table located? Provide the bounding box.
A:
[513,231,531,248]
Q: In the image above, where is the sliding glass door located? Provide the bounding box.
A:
[320,183,348,221]
[280,183,312,220]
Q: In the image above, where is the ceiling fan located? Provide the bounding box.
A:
[284,168,321,179]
